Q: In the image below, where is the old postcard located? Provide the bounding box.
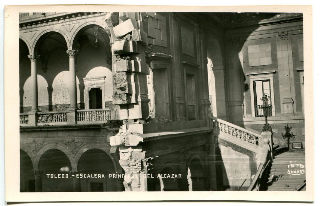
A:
[4,5,313,202]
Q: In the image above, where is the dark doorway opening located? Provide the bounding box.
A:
[89,88,102,109]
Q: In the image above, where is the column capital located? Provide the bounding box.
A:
[28,54,40,61]
[66,49,78,57]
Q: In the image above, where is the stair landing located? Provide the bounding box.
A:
[267,151,306,191]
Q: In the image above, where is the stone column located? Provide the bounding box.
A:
[28,55,39,126]
[28,55,38,112]
[34,170,42,192]
[66,50,77,123]
[72,170,81,192]
[19,88,24,113]
[66,49,77,110]
[47,85,53,111]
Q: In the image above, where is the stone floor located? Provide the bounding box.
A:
[266,150,306,191]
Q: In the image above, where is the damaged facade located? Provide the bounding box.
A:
[19,12,304,192]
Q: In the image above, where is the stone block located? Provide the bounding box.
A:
[132,29,142,41]
[113,93,131,105]
[127,123,143,134]
[118,106,129,120]
[113,40,138,54]
[113,19,137,38]
[125,133,143,146]
[114,59,131,72]
[128,103,142,119]
[113,72,130,93]
[110,134,125,146]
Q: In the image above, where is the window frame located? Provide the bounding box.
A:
[249,73,276,117]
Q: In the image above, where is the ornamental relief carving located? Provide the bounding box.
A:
[278,31,289,40]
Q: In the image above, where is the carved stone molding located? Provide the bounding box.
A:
[28,54,40,61]
[66,49,78,57]
[278,31,289,40]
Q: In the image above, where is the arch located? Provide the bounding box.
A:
[52,71,80,106]
[22,75,49,110]
[186,154,206,169]
[74,145,117,172]
[20,150,35,192]
[159,167,180,191]
[77,148,122,191]
[31,29,70,56]
[35,143,75,171]
[37,148,73,192]
[19,36,32,55]
[69,21,109,49]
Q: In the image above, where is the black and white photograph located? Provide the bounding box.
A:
[4,5,314,202]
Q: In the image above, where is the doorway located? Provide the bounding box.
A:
[89,88,102,109]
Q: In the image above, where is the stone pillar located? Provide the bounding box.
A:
[28,55,39,126]
[28,55,38,112]
[72,171,81,192]
[47,85,53,111]
[110,125,147,191]
[106,12,150,191]
[276,31,296,114]
[34,170,42,192]
[66,49,77,110]
[66,50,77,124]
[19,88,24,113]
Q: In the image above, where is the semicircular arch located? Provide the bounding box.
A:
[74,145,117,172]
[31,29,70,55]
[34,143,75,171]
[69,21,109,49]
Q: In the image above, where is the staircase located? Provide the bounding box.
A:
[266,151,306,191]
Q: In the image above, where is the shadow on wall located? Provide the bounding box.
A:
[222,13,278,128]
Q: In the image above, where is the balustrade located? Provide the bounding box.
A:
[77,109,111,123]
[20,114,29,125]
[37,111,67,124]
[216,119,261,146]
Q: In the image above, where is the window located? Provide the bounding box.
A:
[186,74,196,120]
[253,80,272,117]
[153,68,170,120]
[249,73,275,118]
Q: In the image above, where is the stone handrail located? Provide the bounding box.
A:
[77,109,111,123]
[247,159,271,191]
[215,118,262,147]
[37,111,68,124]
